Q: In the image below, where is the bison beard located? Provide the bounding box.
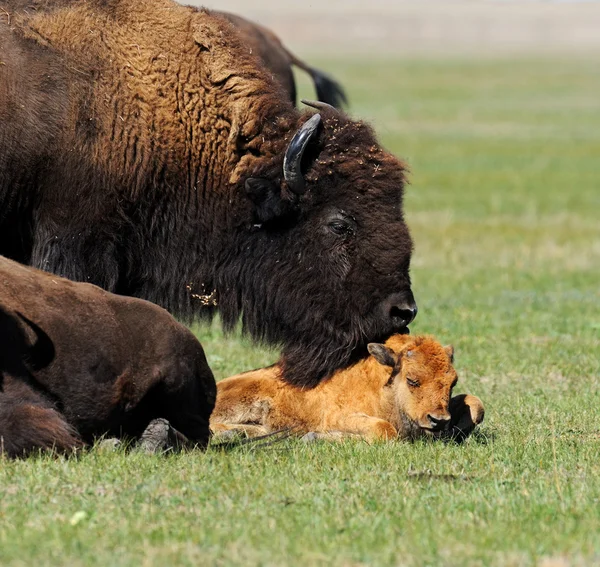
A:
[0,0,416,387]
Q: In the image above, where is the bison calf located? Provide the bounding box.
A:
[211,334,484,442]
[0,256,216,458]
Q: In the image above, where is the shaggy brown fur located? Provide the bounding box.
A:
[211,334,484,442]
[0,256,216,458]
[219,12,347,108]
[0,0,416,387]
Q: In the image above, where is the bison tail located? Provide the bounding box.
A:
[285,50,348,109]
[309,68,348,109]
[0,402,83,458]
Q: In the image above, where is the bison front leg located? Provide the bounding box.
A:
[155,379,215,450]
[139,342,217,450]
[446,394,485,441]
[138,418,192,454]
[124,357,216,450]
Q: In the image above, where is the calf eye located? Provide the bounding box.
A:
[407,377,419,388]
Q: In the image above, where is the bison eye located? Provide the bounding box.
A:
[406,377,419,388]
[327,215,356,238]
[329,220,349,235]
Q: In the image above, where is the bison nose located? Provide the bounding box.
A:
[382,293,418,331]
[427,414,451,431]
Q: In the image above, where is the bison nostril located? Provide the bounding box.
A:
[381,293,418,331]
[389,305,418,327]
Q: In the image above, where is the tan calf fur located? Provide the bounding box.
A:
[211,334,484,442]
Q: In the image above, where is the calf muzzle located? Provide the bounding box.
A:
[426,413,451,431]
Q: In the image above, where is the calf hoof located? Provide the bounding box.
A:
[210,423,270,439]
[211,429,242,443]
[138,418,188,454]
[301,431,319,443]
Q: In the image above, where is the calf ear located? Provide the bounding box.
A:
[444,345,455,363]
[367,343,397,368]
[245,178,292,223]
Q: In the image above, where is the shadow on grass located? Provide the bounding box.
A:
[442,428,496,446]
[407,470,476,482]
[469,428,496,445]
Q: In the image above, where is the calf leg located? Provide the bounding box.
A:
[300,431,365,442]
[211,374,274,426]
[325,413,398,442]
[447,394,485,441]
[0,378,83,457]
[210,422,270,440]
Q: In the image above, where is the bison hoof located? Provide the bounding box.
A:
[139,418,184,454]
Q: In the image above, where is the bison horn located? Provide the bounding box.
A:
[301,99,337,112]
[283,113,322,195]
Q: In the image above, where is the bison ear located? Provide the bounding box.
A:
[444,345,455,363]
[367,343,397,368]
[245,178,291,223]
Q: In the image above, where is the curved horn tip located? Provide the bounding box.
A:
[301,99,336,112]
[301,112,323,133]
[283,113,323,195]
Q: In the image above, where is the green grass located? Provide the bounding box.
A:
[2,56,600,566]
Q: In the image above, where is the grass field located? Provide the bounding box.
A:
[1,57,599,566]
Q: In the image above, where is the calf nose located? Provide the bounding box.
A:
[427,414,451,431]
[382,293,418,330]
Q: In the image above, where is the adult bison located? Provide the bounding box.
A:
[219,11,347,108]
[0,0,417,387]
[0,256,216,457]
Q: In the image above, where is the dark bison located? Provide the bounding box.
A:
[0,0,417,388]
[0,255,216,458]
[219,11,347,108]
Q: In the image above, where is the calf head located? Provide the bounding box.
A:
[367,334,457,437]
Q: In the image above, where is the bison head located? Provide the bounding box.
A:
[368,335,457,438]
[219,103,417,387]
